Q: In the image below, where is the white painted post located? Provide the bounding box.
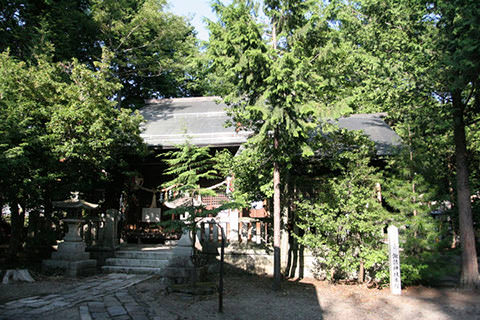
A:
[221,222,227,241]
[388,225,402,295]
[229,209,239,242]
[205,220,211,240]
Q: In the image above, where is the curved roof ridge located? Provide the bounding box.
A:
[145,96,222,105]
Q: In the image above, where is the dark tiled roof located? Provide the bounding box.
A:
[140,97,247,148]
[336,113,402,155]
[140,97,401,154]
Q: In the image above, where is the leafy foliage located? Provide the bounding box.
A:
[207,0,454,288]
[0,0,99,62]
[207,0,323,163]
[0,50,145,261]
[295,131,390,282]
[382,151,451,286]
[207,0,332,288]
[330,0,480,287]
[91,0,202,106]
[0,48,146,198]
[1,0,212,108]
[161,142,219,233]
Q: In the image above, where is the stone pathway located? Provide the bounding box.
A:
[0,274,161,320]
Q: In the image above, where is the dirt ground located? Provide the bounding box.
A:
[133,274,480,320]
[1,273,479,320]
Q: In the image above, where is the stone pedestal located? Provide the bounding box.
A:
[43,219,97,277]
[99,209,119,250]
[170,229,194,266]
[163,229,196,284]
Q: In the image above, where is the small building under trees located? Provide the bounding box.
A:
[116,96,403,279]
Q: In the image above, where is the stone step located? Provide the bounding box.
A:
[118,244,176,251]
[102,265,167,275]
[105,258,170,268]
[114,250,173,260]
[102,265,195,284]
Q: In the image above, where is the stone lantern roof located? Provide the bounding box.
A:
[52,192,98,210]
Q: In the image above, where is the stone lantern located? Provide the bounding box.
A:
[42,192,98,277]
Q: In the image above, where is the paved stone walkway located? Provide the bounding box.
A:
[0,274,161,320]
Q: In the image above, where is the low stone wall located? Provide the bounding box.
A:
[223,248,275,275]
[203,244,317,279]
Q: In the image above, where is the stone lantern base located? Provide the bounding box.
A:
[42,219,97,277]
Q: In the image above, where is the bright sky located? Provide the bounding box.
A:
[167,0,218,42]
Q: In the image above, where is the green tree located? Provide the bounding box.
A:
[433,0,480,288]
[46,51,146,207]
[382,150,450,285]
[329,0,480,288]
[0,50,145,263]
[0,0,99,62]
[208,0,325,290]
[90,0,202,107]
[161,142,219,236]
[1,0,210,106]
[296,131,390,283]
[0,51,59,261]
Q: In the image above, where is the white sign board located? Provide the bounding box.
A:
[388,225,402,295]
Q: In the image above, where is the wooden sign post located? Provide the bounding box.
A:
[388,225,402,295]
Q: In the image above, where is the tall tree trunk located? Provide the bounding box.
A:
[447,162,458,248]
[273,130,282,290]
[452,91,479,288]
[8,201,25,265]
[270,16,282,291]
[359,260,365,284]
[408,124,418,239]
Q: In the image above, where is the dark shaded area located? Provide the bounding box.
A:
[136,265,325,320]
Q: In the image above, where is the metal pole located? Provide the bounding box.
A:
[218,224,225,313]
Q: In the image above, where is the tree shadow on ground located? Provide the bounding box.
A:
[137,266,324,320]
[398,287,479,319]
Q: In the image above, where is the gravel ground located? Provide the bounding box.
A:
[1,273,479,320]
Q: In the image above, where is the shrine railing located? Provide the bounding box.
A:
[195,216,271,245]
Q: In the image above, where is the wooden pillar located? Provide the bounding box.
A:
[256,221,261,244]
[226,222,230,242]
